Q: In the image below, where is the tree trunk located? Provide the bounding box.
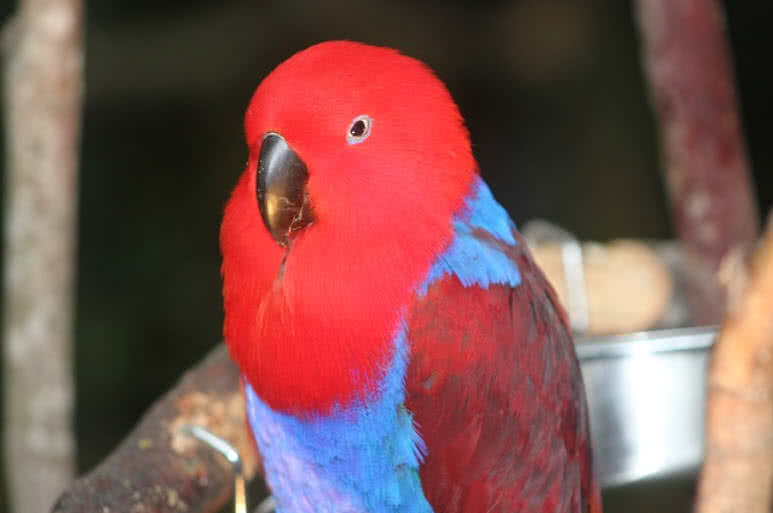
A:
[634,0,759,325]
[2,0,84,511]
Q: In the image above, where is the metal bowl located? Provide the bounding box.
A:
[576,326,717,488]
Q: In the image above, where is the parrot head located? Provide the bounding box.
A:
[221,41,476,415]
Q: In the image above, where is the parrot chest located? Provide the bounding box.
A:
[244,329,433,513]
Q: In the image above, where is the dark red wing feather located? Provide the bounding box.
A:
[404,232,602,513]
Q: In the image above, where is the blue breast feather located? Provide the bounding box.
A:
[244,177,522,513]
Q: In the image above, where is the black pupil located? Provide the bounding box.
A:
[350,119,367,137]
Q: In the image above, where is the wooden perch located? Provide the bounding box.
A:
[694,214,773,513]
[51,345,260,513]
[635,0,759,325]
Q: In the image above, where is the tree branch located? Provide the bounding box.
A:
[51,344,261,513]
[693,213,773,513]
[634,0,759,325]
[2,0,84,511]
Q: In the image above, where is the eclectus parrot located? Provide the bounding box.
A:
[220,41,601,513]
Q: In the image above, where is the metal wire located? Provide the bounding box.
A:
[183,425,247,513]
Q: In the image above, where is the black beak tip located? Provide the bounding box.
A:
[256,133,313,247]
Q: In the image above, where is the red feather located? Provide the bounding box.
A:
[221,42,476,415]
[404,231,602,513]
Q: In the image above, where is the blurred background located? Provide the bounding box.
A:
[0,0,771,509]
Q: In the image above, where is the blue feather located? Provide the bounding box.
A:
[418,176,521,295]
[244,176,522,512]
[245,327,432,513]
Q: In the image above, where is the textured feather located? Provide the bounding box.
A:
[406,204,600,512]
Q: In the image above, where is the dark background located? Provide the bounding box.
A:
[0,0,771,501]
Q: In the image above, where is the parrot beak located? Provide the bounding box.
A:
[256,132,314,247]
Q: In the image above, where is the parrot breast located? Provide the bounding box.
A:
[245,328,433,513]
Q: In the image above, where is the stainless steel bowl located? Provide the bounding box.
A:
[576,326,717,488]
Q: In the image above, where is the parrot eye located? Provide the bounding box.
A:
[346,115,372,144]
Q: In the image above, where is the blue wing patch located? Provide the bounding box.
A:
[418,177,522,295]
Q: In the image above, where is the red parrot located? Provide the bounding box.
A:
[220,41,601,513]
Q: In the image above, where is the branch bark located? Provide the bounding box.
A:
[693,214,773,513]
[2,0,84,511]
[634,0,759,325]
[51,344,261,513]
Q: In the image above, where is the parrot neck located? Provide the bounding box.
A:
[245,327,432,513]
